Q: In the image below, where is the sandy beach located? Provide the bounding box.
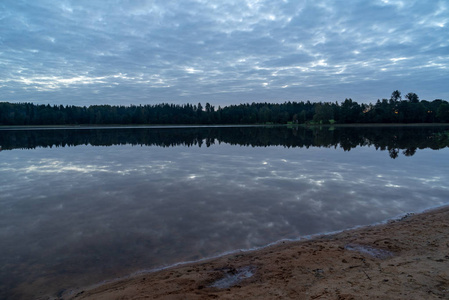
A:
[61,206,449,300]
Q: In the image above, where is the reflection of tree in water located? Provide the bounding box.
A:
[386,147,417,159]
[1,126,449,159]
[403,147,417,157]
[388,148,400,159]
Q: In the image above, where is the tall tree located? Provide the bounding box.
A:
[313,103,334,124]
[405,92,419,103]
[391,90,402,102]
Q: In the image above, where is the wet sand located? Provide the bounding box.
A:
[65,206,449,300]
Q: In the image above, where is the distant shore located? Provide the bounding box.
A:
[1,122,449,130]
[63,205,449,300]
[0,124,262,130]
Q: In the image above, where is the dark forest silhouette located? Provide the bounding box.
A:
[1,91,448,125]
[2,125,449,159]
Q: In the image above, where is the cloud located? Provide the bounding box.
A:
[0,0,448,105]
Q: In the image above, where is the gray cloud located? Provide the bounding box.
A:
[1,0,448,106]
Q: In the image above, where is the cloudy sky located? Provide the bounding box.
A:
[1,0,448,106]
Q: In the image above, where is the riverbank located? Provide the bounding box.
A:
[64,206,449,299]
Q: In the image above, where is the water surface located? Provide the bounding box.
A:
[1,125,448,299]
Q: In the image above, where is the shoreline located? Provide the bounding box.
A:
[63,205,449,299]
[1,123,449,131]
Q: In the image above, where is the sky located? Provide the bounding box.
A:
[1,0,448,107]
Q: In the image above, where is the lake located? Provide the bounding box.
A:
[1,125,449,299]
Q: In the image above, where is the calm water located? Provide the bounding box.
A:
[1,125,449,299]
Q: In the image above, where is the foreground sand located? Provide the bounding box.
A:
[66,206,449,299]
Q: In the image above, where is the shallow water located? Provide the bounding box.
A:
[345,244,393,259]
[209,266,256,289]
[0,125,448,299]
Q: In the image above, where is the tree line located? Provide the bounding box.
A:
[1,91,448,125]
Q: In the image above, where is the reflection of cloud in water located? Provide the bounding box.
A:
[0,144,448,298]
[10,158,176,176]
